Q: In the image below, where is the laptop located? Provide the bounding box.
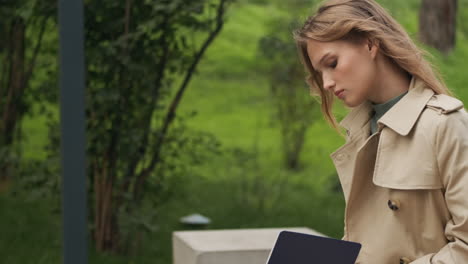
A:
[266,231,361,264]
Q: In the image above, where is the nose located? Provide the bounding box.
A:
[322,73,335,91]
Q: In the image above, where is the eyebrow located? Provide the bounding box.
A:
[313,52,331,70]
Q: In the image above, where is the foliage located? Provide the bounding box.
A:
[0,0,56,181]
[2,0,234,255]
[80,0,234,252]
[232,154,289,213]
[257,16,320,170]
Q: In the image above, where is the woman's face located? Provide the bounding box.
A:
[306,38,378,107]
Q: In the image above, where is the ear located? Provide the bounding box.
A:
[367,38,379,59]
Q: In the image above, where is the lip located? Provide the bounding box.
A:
[334,89,345,98]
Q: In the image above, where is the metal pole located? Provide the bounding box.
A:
[58,0,88,263]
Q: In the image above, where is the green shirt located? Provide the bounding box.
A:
[370,91,408,134]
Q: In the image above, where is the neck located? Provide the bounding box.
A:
[368,54,411,104]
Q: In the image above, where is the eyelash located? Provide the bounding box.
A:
[316,60,337,74]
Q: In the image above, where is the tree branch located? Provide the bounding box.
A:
[22,13,51,94]
[105,0,134,186]
[133,0,231,200]
[2,17,25,145]
[119,11,171,196]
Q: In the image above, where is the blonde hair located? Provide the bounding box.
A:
[293,0,452,129]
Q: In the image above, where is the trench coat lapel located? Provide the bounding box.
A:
[377,77,434,135]
[330,103,372,202]
[339,101,373,137]
[340,77,434,138]
[331,76,435,202]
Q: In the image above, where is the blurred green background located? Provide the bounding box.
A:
[1,0,467,263]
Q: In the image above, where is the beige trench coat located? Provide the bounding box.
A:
[331,77,468,264]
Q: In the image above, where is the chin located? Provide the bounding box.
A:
[343,100,359,108]
[343,98,365,108]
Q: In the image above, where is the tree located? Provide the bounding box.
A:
[257,18,320,171]
[0,0,55,186]
[81,0,234,252]
[419,0,457,54]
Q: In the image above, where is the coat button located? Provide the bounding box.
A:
[388,199,400,211]
[400,257,412,264]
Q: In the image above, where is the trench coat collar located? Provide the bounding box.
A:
[339,77,435,136]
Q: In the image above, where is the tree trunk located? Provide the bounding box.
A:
[93,0,131,252]
[0,17,25,183]
[0,11,49,186]
[419,0,457,54]
[94,161,120,252]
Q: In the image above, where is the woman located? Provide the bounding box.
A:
[293,0,468,263]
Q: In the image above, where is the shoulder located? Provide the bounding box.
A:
[418,94,468,152]
[412,94,467,152]
[419,94,467,128]
[425,93,464,115]
[421,94,468,188]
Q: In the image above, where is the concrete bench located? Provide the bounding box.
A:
[172,227,324,264]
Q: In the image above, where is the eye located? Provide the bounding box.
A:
[329,60,337,69]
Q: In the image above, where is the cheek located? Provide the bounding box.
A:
[335,56,376,107]
[339,56,375,93]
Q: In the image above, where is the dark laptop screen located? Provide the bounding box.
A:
[267,231,361,264]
